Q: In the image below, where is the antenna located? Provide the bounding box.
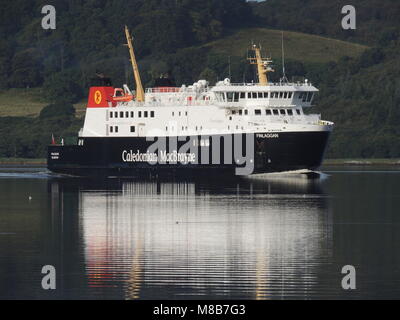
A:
[228,56,231,80]
[281,31,288,83]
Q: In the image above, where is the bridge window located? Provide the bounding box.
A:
[279,92,284,99]
[151,111,155,118]
[266,109,272,115]
[252,92,257,99]
[307,92,314,102]
[273,109,279,115]
[144,111,148,118]
[287,109,293,116]
[125,111,128,118]
[255,109,262,115]
[244,110,248,115]
[227,92,234,102]
[130,126,136,133]
[280,109,286,115]
[110,112,113,118]
[239,110,243,116]
[296,109,301,115]
[264,92,269,98]
[288,92,293,99]
[131,111,134,118]
[258,92,263,98]
[216,92,225,102]
[240,92,245,99]
[248,92,251,99]
[138,111,142,118]
[284,92,288,99]
[114,112,118,118]
[120,111,124,118]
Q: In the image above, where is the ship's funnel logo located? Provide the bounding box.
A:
[94,90,102,104]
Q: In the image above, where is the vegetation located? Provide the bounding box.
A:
[0,157,46,165]
[0,0,399,159]
[203,28,368,64]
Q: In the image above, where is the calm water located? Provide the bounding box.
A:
[0,166,399,300]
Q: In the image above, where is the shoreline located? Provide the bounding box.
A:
[1,158,400,167]
[323,159,400,166]
[0,158,46,167]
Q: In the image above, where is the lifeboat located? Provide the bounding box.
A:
[113,88,134,102]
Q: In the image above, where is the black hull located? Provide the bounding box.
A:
[47,132,330,177]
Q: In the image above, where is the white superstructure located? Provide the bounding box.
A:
[80,78,333,139]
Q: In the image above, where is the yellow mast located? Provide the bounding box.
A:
[124,25,145,102]
[248,45,274,85]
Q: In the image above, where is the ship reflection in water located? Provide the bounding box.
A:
[2,168,400,299]
[72,174,333,300]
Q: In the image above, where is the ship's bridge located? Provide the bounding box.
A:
[211,79,318,108]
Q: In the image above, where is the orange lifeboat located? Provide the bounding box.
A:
[112,88,134,102]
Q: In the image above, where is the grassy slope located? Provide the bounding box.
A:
[0,88,46,117]
[0,88,87,118]
[203,28,368,63]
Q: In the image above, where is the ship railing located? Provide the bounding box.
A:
[146,87,211,94]
[144,99,213,107]
[248,114,326,126]
[146,87,181,93]
[225,82,313,87]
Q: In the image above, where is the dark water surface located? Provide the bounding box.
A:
[0,166,399,300]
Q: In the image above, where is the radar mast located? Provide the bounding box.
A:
[248,44,274,85]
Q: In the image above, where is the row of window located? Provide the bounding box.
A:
[172,111,188,116]
[261,109,301,116]
[110,126,136,133]
[231,108,301,116]
[165,126,203,132]
[110,126,119,133]
[109,110,155,119]
[216,91,298,102]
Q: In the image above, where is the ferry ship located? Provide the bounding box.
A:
[47,26,334,177]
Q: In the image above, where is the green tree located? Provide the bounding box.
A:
[42,72,83,104]
[199,68,218,85]
[9,49,42,88]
